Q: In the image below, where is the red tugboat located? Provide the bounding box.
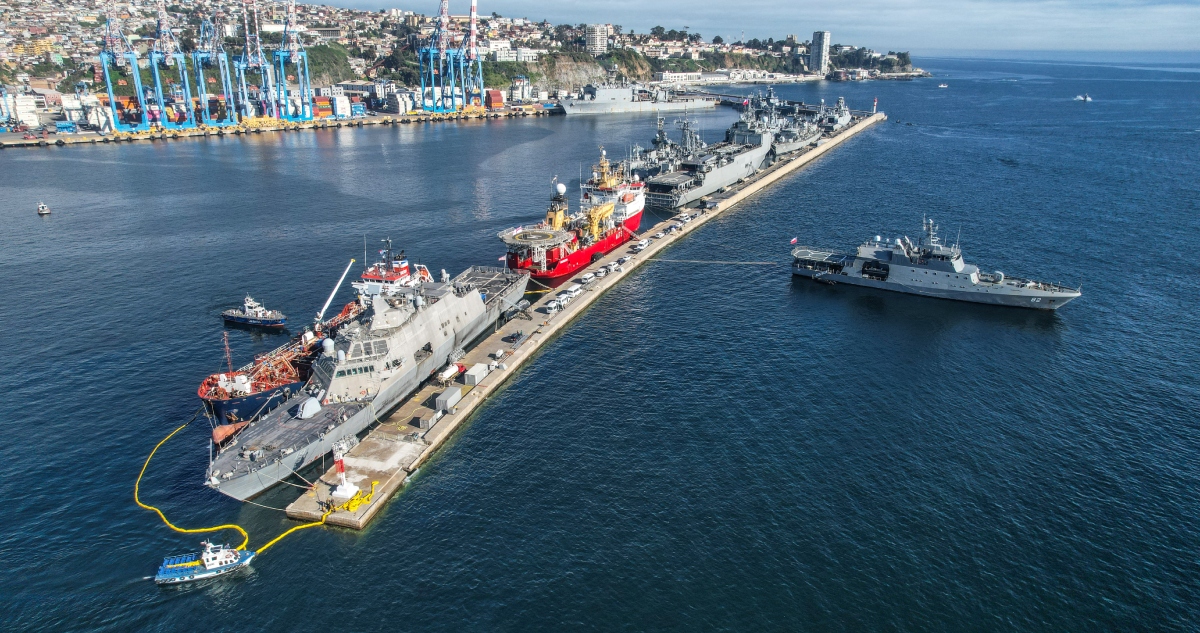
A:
[499,149,644,281]
[199,244,433,434]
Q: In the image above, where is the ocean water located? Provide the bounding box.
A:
[1,56,1198,631]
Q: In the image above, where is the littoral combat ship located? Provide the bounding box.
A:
[791,219,1081,310]
[206,248,529,501]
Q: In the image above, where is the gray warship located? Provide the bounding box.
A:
[644,111,774,210]
[817,97,853,132]
[206,258,529,501]
[628,116,704,180]
[561,67,715,115]
[737,88,822,155]
[791,219,1081,310]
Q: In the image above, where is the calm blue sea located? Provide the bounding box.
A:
[1,55,1198,631]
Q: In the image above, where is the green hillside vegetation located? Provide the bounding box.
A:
[305,43,356,85]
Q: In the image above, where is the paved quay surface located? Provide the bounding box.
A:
[286,112,888,528]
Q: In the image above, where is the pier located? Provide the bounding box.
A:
[285,111,888,529]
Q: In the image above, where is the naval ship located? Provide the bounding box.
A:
[791,219,1081,310]
[561,67,715,115]
[644,110,775,210]
[206,251,529,501]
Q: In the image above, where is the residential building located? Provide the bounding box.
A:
[810,30,830,75]
[585,24,610,57]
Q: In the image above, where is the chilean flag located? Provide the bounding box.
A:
[790,237,798,244]
[497,255,506,261]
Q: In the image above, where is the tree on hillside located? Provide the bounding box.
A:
[712,35,723,44]
[650,26,665,37]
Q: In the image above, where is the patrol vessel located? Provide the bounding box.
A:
[791,219,1081,310]
[206,251,529,501]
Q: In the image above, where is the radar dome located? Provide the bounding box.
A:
[875,235,882,242]
[555,183,567,195]
[601,149,606,157]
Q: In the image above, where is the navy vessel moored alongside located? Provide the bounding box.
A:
[791,219,1081,310]
[206,259,529,501]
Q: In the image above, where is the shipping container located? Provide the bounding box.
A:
[463,363,489,386]
[435,387,463,411]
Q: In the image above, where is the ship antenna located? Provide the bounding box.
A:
[223,331,233,374]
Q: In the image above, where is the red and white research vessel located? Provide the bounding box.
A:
[499,149,645,281]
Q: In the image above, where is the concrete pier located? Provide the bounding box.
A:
[285,112,888,529]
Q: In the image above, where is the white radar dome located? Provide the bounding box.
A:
[601,149,606,157]
[556,183,567,195]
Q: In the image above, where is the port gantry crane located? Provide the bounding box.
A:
[147,0,196,129]
[272,0,313,121]
[419,0,468,112]
[235,0,276,119]
[191,13,239,127]
[98,5,151,132]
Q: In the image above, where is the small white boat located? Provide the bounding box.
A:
[36,202,50,216]
[1074,94,1092,102]
[938,83,948,89]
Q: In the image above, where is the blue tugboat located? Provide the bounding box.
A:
[154,541,256,585]
[222,295,287,329]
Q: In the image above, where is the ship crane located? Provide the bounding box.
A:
[191,14,239,127]
[97,4,152,132]
[147,0,197,129]
[272,0,313,121]
[234,0,276,119]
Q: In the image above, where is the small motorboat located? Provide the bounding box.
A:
[154,541,255,585]
[36,202,50,216]
[938,83,948,88]
[222,295,287,329]
[1074,94,1093,102]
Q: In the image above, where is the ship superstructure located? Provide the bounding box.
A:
[791,219,1081,309]
[644,111,775,210]
[207,261,529,501]
[199,242,430,429]
[500,149,644,281]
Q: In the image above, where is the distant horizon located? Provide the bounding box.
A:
[313,0,1200,52]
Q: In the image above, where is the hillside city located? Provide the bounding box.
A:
[1,0,918,95]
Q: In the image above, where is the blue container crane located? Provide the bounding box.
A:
[272,0,313,121]
[418,0,463,113]
[98,11,151,133]
[418,0,486,112]
[191,15,238,127]
[147,0,196,129]
[234,0,276,119]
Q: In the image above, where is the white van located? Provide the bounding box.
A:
[545,299,561,314]
[579,273,596,285]
[632,239,649,252]
[595,268,608,279]
[561,284,582,299]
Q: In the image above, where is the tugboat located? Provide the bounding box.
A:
[36,202,50,216]
[500,149,644,281]
[222,296,287,329]
[154,541,255,585]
